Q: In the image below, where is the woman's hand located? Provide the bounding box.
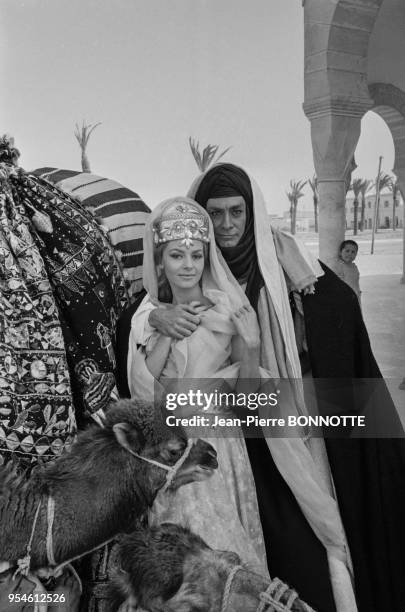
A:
[231,305,261,350]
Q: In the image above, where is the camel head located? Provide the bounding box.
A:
[0,402,218,571]
[104,400,218,491]
[110,523,315,612]
[109,522,241,612]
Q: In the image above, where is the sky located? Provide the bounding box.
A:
[1,0,396,213]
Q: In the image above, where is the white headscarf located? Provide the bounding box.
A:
[142,196,250,308]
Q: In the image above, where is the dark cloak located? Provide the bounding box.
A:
[193,164,405,611]
[117,164,405,611]
[302,262,405,612]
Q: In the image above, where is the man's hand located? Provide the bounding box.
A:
[149,301,207,339]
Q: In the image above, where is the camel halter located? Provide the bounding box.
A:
[220,566,315,612]
[13,495,74,570]
[12,439,195,576]
[123,438,195,492]
[13,499,43,578]
[12,433,195,578]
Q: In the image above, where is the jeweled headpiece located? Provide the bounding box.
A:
[153,200,210,248]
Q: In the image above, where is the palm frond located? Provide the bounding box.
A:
[359,179,371,196]
[188,137,232,172]
[289,179,307,200]
[308,174,318,194]
[74,121,101,150]
[202,144,218,170]
[374,171,392,192]
[84,122,102,146]
[189,137,203,170]
[387,176,399,193]
[215,146,232,163]
[350,178,363,196]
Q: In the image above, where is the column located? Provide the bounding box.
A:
[394,168,405,283]
[303,99,371,266]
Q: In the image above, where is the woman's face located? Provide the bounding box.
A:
[161,239,205,291]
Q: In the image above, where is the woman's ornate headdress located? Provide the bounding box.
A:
[153,200,210,248]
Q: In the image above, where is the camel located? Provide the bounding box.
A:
[0,401,217,573]
[110,523,316,612]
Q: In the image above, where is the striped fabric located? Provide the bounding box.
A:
[31,167,150,299]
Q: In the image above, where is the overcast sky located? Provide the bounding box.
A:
[1,0,395,212]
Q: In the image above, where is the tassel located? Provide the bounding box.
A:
[13,553,31,578]
[31,210,53,233]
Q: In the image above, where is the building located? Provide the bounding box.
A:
[345,190,404,230]
[278,209,316,232]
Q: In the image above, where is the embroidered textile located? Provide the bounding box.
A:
[0,165,128,467]
[31,168,150,300]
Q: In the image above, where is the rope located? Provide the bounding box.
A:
[161,438,194,492]
[14,498,42,578]
[220,568,311,612]
[220,565,244,612]
[124,438,195,492]
[257,577,300,612]
[46,496,56,566]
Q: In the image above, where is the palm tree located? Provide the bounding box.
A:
[74,121,101,172]
[345,155,357,195]
[286,179,307,234]
[358,179,371,231]
[373,171,391,231]
[308,175,319,233]
[350,178,363,235]
[388,176,401,230]
[189,137,231,172]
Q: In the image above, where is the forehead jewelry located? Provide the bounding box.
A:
[153,202,210,248]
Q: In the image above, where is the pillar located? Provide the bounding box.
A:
[302,0,381,264]
[394,167,405,283]
[303,100,370,266]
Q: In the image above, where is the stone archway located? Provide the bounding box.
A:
[368,82,405,282]
[303,0,384,265]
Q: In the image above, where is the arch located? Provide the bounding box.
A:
[303,1,405,269]
[368,82,405,282]
[368,83,405,174]
[304,0,383,109]
[303,1,384,264]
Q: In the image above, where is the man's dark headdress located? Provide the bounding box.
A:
[194,163,264,309]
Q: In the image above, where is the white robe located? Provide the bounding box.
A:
[128,289,268,576]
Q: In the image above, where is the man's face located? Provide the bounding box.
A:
[206,196,247,248]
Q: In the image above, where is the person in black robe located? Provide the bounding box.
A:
[116,163,405,612]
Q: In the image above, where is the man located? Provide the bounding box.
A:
[117,163,404,612]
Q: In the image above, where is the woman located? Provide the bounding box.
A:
[127,196,268,575]
[126,187,359,612]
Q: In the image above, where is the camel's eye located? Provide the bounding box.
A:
[164,439,186,462]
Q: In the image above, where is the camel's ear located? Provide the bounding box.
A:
[113,422,144,453]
